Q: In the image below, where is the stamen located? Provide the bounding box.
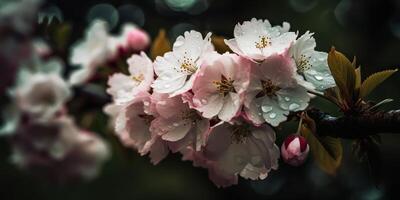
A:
[132,74,144,83]
[138,114,154,125]
[255,36,271,49]
[212,75,235,96]
[256,79,281,97]
[296,54,312,73]
[177,52,197,74]
[230,124,251,144]
[180,110,201,125]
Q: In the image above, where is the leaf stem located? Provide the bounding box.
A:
[307,90,341,107]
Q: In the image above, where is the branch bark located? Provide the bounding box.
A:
[307,108,400,139]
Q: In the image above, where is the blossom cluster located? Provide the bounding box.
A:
[105,18,335,187]
[69,20,150,86]
[2,51,111,181]
[1,3,112,180]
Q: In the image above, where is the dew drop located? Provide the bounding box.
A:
[269,112,277,119]
[284,97,290,102]
[289,103,300,110]
[258,112,262,116]
[314,75,324,81]
[173,122,180,127]
[261,105,273,112]
[143,101,150,106]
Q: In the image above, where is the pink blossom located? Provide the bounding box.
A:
[243,51,311,127]
[183,121,279,187]
[10,116,110,182]
[106,52,154,104]
[114,91,169,164]
[281,135,309,166]
[150,93,210,152]
[192,52,251,121]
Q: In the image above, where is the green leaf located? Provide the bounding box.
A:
[327,48,356,102]
[301,125,343,175]
[360,69,398,98]
[150,29,171,60]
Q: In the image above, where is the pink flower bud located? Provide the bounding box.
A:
[126,28,150,51]
[281,135,309,166]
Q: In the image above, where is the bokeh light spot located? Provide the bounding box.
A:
[118,4,145,27]
[169,23,197,41]
[289,0,318,13]
[165,0,197,11]
[87,3,119,29]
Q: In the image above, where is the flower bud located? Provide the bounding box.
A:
[281,134,309,166]
[126,28,150,51]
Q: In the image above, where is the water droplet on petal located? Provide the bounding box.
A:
[143,101,150,106]
[261,105,273,112]
[314,75,323,81]
[173,122,180,127]
[201,99,208,104]
[258,112,262,116]
[284,97,290,101]
[289,103,300,110]
[269,113,277,119]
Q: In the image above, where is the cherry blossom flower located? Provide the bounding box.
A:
[69,20,110,85]
[13,58,71,121]
[150,93,210,152]
[184,121,279,187]
[225,18,296,62]
[152,30,213,97]
[281,134,309,166]
[290,31,335,91]
[114,92,169,164]
[192,52,251,121]
[10,116,110,182]
[106,52,154,105]
[244,51,311,127]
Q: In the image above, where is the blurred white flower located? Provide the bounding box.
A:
[225,18,296,62]
[152,30,213,97]
[69,20,110,86]
[290,31,335,91]
[11,115,110,181]
[13,58,71,121]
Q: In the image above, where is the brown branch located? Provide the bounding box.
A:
[307,108,400,139]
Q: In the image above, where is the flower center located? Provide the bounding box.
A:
[180,110,201,125]
[178,52,197,74]
[230,124,251,144]
[132,74,144,83]
[257,79,280,97]
[138,114,155,125]
[255,36,271,49]
[213,75,235,96]
[296,54,311,73]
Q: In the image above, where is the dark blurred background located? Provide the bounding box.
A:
[1,0,400,199]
